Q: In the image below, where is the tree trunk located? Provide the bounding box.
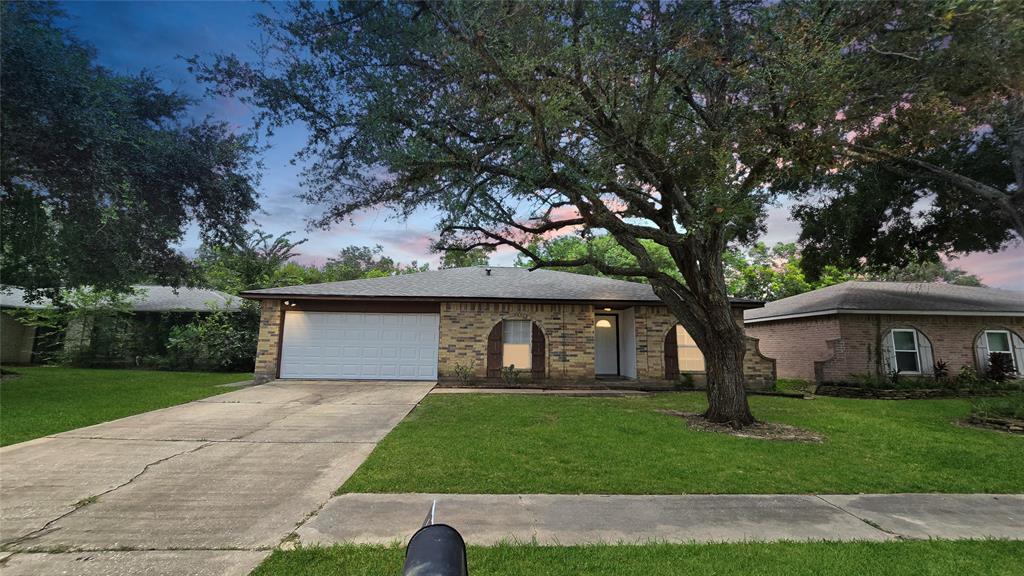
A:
[665,270,755,428]
[701,321,754,428]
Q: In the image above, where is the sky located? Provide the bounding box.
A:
[58,1,1024,289]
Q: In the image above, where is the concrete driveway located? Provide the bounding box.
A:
[0,379,434,575]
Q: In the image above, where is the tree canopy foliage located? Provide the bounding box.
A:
[787,0,1023,278]
[439,246,494,269]
[517,235,983,302]
[1,1,259,299]
[194,230,432,295]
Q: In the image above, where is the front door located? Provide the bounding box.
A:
[595,314,619,376]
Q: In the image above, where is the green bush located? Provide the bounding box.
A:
[986,353,1017,383]
[451,361,477,386]
[164,303,258,371]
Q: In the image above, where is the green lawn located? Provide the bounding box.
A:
[341,392,1024,494]
[253,541,1024,576]
[0,367,249,446]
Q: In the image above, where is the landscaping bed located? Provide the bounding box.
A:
[966,396,1024,434]
[253,541,1024,576]
[340,392,1024,494]
[816,384,1015,400]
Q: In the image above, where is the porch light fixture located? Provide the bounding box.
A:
[602,307,612,311]
[595,319,612,328]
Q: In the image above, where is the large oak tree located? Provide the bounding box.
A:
[790,0,1023,278]
[197,1,911,426]
[1,2,259,300]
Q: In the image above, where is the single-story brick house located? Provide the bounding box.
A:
[241,266,776,388]
[744,281,1024,382]
[0,285,240,365]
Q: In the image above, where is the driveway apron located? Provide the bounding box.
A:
[0,380,433,576]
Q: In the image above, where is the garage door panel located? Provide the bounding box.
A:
[280,311,438,380]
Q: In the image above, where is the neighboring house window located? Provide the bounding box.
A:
[986,331,1014,369]
[503,320,532,369]
[890,329,920,373]
[883,328,933,375]
[676,325,705,372]
[976,330,1023,374]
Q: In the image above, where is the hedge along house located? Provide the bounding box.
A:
[0,285,241,366]
[744,281,1024,383]
[241,266,776,388]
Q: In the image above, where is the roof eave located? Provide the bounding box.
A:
[745,308,1024,323]
[240,292,761,308]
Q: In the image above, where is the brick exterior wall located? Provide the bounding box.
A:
[253,299,284,382]
[745,316,841,380]
[630,305,775,389]
[253,298,776,388]
[438,301,596,379]
[748,313,1024,383]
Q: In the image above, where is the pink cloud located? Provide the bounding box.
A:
[945,246,1024,290]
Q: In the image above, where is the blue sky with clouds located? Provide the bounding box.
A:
[58,1,1022,288]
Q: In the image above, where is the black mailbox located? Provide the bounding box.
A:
[403,523,468,576]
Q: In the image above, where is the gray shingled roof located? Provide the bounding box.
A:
[745,281,1024,323]
[242,266,763,307]
[0,286,241,312]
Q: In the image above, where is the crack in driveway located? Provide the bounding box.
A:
[2,441,214,549]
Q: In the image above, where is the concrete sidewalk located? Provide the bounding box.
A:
[297,493,1024,546]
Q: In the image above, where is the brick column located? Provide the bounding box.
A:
[254,299,284,382]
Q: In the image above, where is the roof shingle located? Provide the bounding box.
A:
[0,286,241,312]
[241,266,762,307]
[744,281,1024,323]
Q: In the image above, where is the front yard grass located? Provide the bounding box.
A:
[0,367,249,446]
[253,541,1024,576]
[341,392,1023,494]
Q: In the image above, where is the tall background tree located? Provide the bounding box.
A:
[790,0,1023,279]
[1,1,259,300]
[439,246,494,268]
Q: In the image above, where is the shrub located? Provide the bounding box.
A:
[499,365,521,387]
[164,303,258,371]
[932,360,950,383]
[451,361,477,386]
[775,378,814,394]
[956,365,988,390]
[986,353,1017,383]
[677,372,696,390]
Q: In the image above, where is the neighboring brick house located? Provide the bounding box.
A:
[744,282,1024,383]
[242,266,776,389]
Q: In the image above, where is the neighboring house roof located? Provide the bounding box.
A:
[241,266,764,308]
[0,285,241,313]
[745,281,1024,323]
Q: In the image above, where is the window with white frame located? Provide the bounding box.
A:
[890,329,921,373]
[676,325,705,372]
[503,320,532,369]
[985,330,1017,370]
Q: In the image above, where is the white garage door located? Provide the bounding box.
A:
[279,311,439,380]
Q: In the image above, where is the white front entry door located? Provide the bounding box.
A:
[279,311,439,380]
[595,314,619,375]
